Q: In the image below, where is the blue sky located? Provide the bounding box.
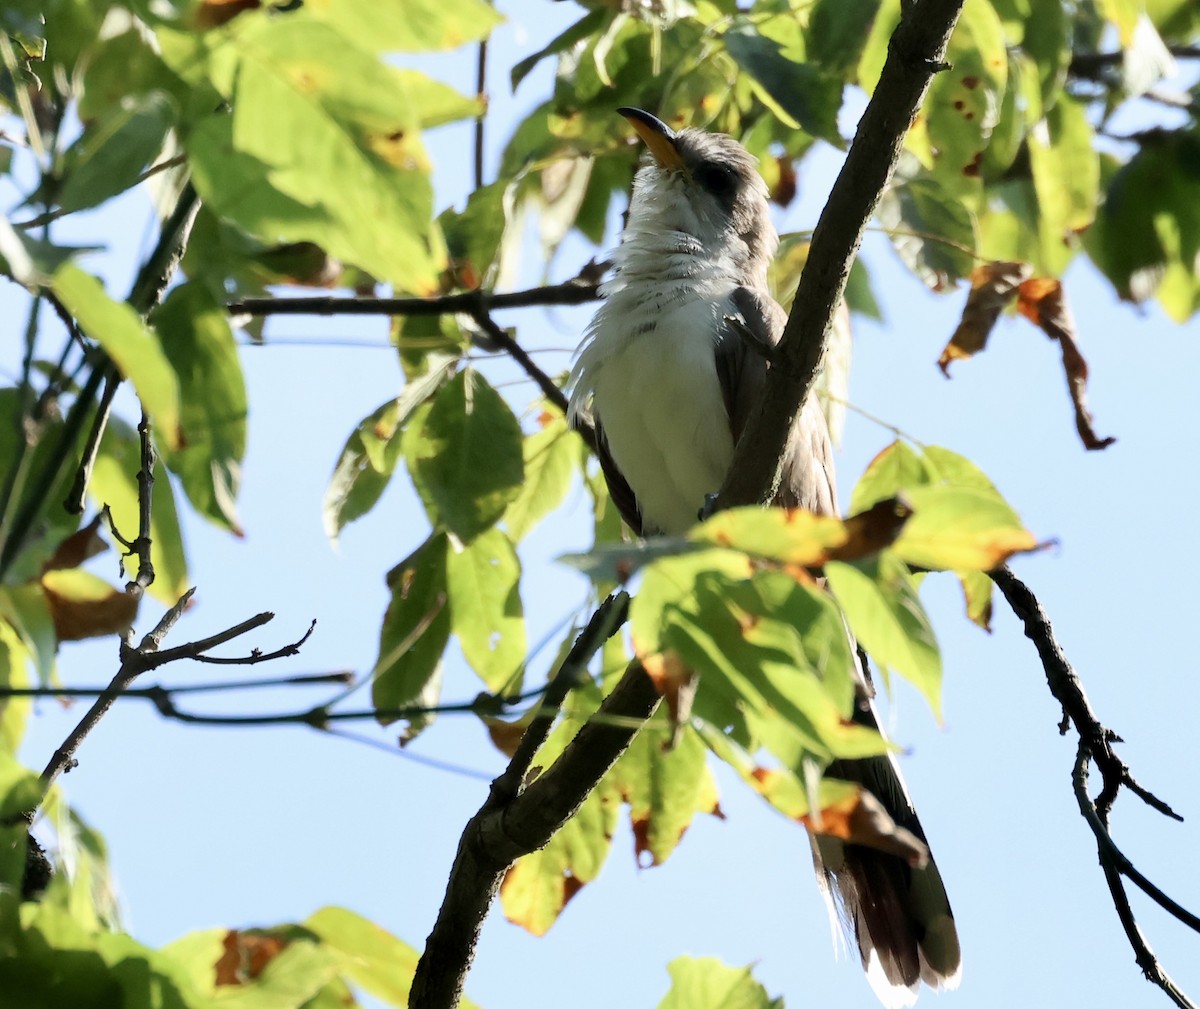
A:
[6,5,1200,1009]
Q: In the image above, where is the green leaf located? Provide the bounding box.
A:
[848,439,937,513]
[0,584,55,685]
[844,256,883,321]
[876,174,978,288]
[957,568,994,631]
[373,534,451,732]
[0,749,39,821]
[89,418,189,606]
[1027,94,1099,274]
[0,623,31,758]
[171,17,444,293]
[657,956,782,1009]
[403,369,524,544]
[723,20,842,143]
[306,0,502,53]
[826,553,942,717]
[1087,130,1200,319]
[445,527,526,692]
[505,415,578,542]
[55,91,174,215]
[510,10,608,90]
[155,281,247,534]
[51,265,182,449]
[500,775,617,935]
[306,906,474,1009]
[324,401,409,543]
[893,485,1038,571]
[808,0,883,78]
[614,721,716,866]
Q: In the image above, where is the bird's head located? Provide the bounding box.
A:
[617,107,776,284]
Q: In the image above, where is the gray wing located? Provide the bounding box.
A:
[720,287,960,1002]
[587,417,644,537]
[715,286,836,515]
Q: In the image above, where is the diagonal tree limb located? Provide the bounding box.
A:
[409,597,648,1009]
[718,1,964,510]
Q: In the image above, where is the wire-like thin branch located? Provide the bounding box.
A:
[185,618,316,666]
[64,367,120,514]
[1069,44,1200,79]
[409,596,643,1009]
[226,272,604,319]
[717,0,964,511]
[473,25,489,191]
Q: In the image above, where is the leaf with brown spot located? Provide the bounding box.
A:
[692,506,849,567]
[1017,277,1115,451]
[42,515,108,573]
[803,785,930,868]
[825,495,913,563]
[214,929,289,986]
[937,261,1031,375]
[40,570,138,642]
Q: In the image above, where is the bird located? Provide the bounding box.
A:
[567,108,961,1007]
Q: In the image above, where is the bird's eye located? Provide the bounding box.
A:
[694,162,737,203]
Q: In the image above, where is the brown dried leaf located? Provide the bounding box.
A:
[43,514,107,573]
[481,708,536,758]
[803,785,930,868]
[1017,277,1115,451]
[937,261,1031,375]
[825,495,913,563]
[194,0,261,30]
[40,570,138,642]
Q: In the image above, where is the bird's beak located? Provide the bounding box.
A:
[618,107,686,173]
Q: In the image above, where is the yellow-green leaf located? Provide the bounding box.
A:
[51,265,181,449]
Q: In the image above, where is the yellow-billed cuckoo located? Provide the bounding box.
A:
[568,109,961,1007]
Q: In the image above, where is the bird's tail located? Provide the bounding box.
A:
[808,693,961,1006]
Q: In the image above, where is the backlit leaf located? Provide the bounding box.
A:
[446,528,526,693]
[156,281,248,534]
[373,534,451,733]
[51,265,181,450]
[826,553,942,717]
[403,369,524,544]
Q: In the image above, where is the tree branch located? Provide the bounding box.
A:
[409,597,649,1009]
[225,271,604,319]
[467,307,598,455]
[992,564,1196,1007]
[1073,746,1199,1009]
[717,0,964,510]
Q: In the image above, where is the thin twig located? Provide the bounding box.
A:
[1069,44,1200,79]
[186,618,316,666]
[125,409,156,595]
[467,306,598,454]
[35,587,195,797]
[474,26,489,191]
[227,272,605,319]
[1073,745,1199,1009]
[64,365,119,514]
[994,564,1196,1007]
